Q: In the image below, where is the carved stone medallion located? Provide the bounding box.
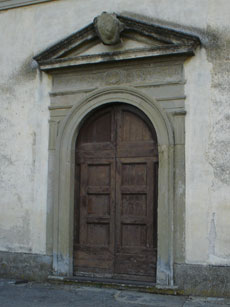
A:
[94,12,125,45]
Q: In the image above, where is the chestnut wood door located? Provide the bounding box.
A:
[74,104,158,282]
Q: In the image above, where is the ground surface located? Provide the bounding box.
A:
[1,279,230,306]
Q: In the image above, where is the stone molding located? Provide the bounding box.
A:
[0,0,52,10]
[52,86,175,286]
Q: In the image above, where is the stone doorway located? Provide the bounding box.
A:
[34,13,199,286]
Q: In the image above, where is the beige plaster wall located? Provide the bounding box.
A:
[0,0,229,264]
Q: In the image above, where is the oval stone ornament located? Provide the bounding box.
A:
[94,12,125,45]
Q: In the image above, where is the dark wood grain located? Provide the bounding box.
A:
[74,104,158,282]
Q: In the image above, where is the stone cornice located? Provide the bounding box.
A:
[0,0,52,11]
[34,14,201,71]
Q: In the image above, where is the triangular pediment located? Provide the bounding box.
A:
[34,14,200,71]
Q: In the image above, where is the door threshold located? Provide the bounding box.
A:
[48,275,180,295]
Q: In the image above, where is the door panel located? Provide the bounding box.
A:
[74,159,115,274]
[74,104,158,282]
[76,107,115,159]
[115,158,157,280]
[116,105,158,159]
[77,110,113,144]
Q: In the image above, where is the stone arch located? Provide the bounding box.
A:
[53,86,175,285]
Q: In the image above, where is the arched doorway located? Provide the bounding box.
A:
[74,103,158,282]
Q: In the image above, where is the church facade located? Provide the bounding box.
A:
[0,0,230,297]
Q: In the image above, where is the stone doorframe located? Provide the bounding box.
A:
[52,86,175,286]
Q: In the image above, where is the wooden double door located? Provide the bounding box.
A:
[74,103,158,282]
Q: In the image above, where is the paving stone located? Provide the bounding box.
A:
[114,291,186,306]
[184,296,230,307]
[1,278,230,307]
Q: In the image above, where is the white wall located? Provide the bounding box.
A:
[0,0,229,263]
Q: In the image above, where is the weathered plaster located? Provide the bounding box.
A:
[205,27,230,186]
[203,6,230,267]
[0,9,51,253]
[184,48,213,264]
[184,39,230,265]
[0,68,51,254]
